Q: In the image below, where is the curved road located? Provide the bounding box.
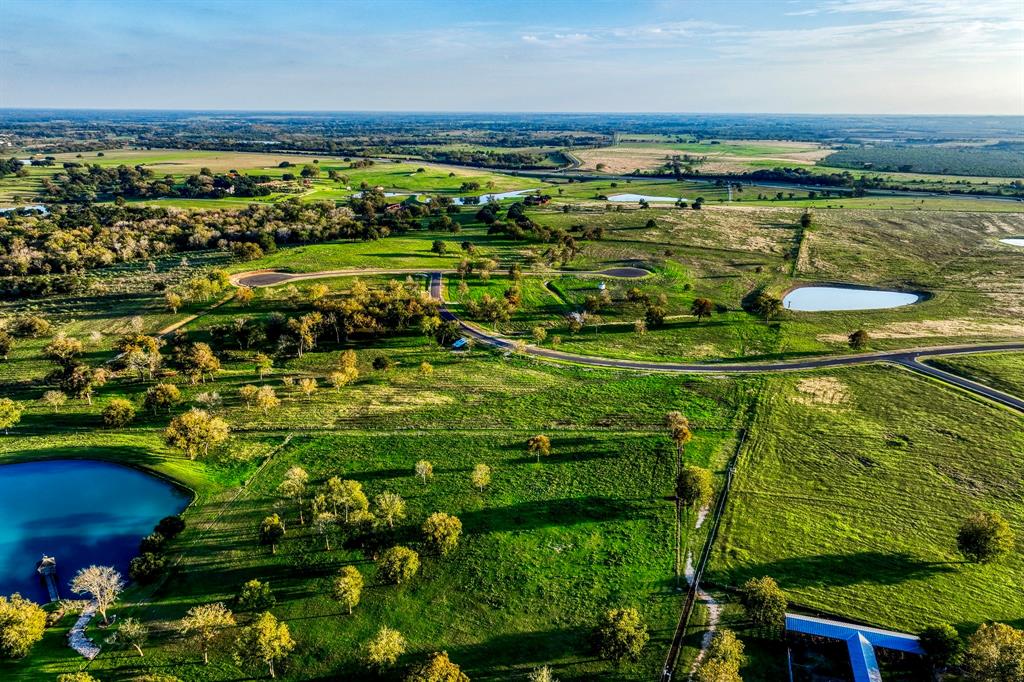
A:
[232,268,1024,412]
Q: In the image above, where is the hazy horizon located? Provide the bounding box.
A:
[2,0,1022,115]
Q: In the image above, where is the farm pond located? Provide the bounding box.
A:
[783,285,922,312]
[0,459,191,602]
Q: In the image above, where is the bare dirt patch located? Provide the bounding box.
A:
[792,377,850,406]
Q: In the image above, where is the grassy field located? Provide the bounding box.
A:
[926,352,1024,398]
[708,365,1024,632]
[1,354,746,681]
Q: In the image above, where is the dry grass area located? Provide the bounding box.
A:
[791,377,850,405]
[801,210,1024,317]
[653,205,800,255]
[818,319,1024,343]
[576,140,830,174]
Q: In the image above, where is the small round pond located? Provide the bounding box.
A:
[0,460,191,602]
[783,285,921,312]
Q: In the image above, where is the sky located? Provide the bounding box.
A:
[1,0,1022,114]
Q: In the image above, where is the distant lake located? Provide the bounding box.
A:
[0,460,191,603]
[1000,238,1024,247]
[784,285,921,312]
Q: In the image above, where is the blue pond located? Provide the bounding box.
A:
[783,286,921,312]
[0,460,191,603]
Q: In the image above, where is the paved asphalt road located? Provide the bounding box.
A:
[233,268,1024,412]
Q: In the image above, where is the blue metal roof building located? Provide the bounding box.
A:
[786,613,924,682]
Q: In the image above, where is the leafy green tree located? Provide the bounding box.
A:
[254,385,280,415]
[958,511,1014,563]
[693,658,742,682]
[677,465,713,510]
[691,298,714,322]
[422,513,462,556]
[165,408,229,459]
[753,293,783,321]
[236,580,275,612]
[102,398,136,428]
[740,576,787,631]
[41,390,67,413]
[278,466,310,525]
[44,334,83,368]
[70,565,124,625]
[705,628,745,667]
[254,352,273,379]
[145,383,182,414]
[964,622,1024,682]
[260,514,286,554]
[595,607,649,662]
[377,546,420,584]
[471,463,491,492]
[0,398,23,435]
[0,593,46,659]
[406,651,469,682]
[176,342,221,384]
[848,329,870,350]
[527,434,551,462]
[332,566,363,615]
[333,478,369,523]
[366,625,406,669]
[415,459,434,484]
[920,623,964,672]
[180,602,236,665]
[375,492,406,529]
[57,674,99,682]
[109,617,148,657]
[165,291,183,313]
[233,611,296,679]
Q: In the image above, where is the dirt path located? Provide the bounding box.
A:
[685,553,721,675]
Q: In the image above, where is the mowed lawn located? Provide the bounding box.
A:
[709,365,1024,632]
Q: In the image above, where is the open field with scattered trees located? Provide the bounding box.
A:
[1,125,1021,682]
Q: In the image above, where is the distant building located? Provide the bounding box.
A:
[523,194,551,206]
